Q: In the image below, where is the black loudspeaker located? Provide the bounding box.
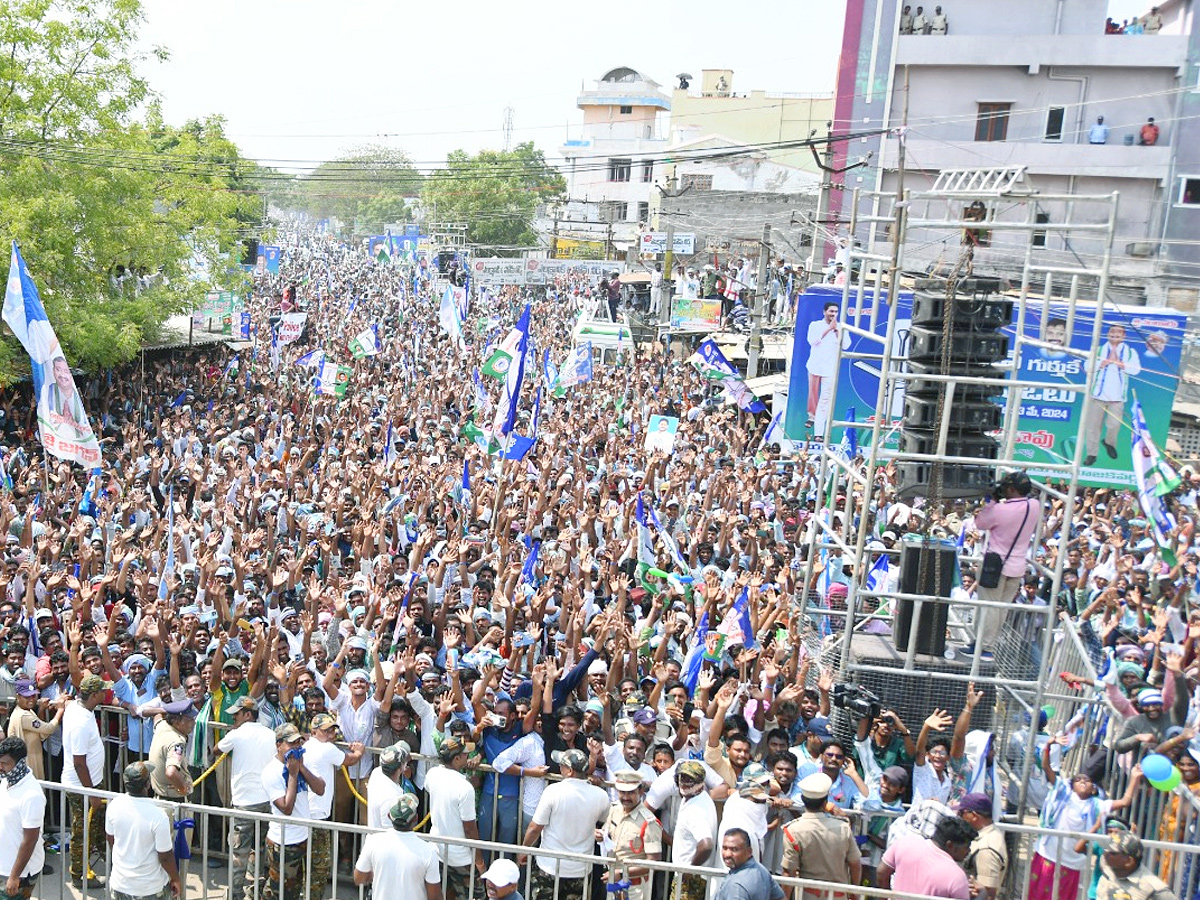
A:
[899,430,998,460]
[897,279,1013,499]
[908,326,1008,365]
[894,538,956,656]
[240,239,259,267]
[904,395,1003,431]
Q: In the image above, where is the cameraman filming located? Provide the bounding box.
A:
[968,471,1040,659]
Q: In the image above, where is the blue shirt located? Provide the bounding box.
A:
[797,763,862,810]
[479,724,522,796]
[715,858,785,900]
[112,668,165,754]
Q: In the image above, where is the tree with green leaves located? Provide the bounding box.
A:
[0,0,261,383]
[421,142,565,253]
[288,144,422,232]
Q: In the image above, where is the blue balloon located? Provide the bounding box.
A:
[1141,753,1173,783]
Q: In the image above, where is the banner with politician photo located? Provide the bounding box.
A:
[644,415,679,454]
[1012,303,1185,488]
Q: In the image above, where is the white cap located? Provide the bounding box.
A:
[481,858,520,887]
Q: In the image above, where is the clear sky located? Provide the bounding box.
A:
[135,0,1158,173]
[137,0,847,172]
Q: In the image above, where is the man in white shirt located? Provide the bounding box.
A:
[353,793,441,900]
[1083,323,1141,466]
[365,744,409,830]
[521,748,610,899]
[490,729,547,834]
[63,672,107,887]
[216,696,278,900]
[671,761,718,900]
[424,736,483,900]
[302,712,363,899]
[105,761,180,900]
[262,723,326,900]
[0,737,46,900]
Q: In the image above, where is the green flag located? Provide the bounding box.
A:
[481,348,513,380]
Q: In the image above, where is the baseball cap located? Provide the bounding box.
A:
[631,707,658,726]
[14,679,36,698]
[230,696,260,715]
[676,761,706,782]
[1106,832,1143,858]
[954,793,993,816]
[882,765,910,787]
[481,858,520,887]
[380,744,410,772]
[123,761,154,786]
[78,673,108,696]
[388,794,421,828]
[559,748,589,773]
[439,736,473,761]
[310,713,337,732]
[274,723,302,744]
[222,658,246,671]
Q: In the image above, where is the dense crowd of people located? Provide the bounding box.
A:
[0,223,1195,900]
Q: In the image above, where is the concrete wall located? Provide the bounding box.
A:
[902,0,1107,36]
[1161,0,1200,278]
[659,190,818,267]
[670,90,835,171]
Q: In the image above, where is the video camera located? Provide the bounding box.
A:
[831,683,882,721]
[991,470,1033,503]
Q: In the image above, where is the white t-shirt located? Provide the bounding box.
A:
[61,700,104,788]
[673,791,718,868]
[354,830,440,900]
[217,722,278,807]
[530,777,611,878]
[365,767,405,830]
[262,765,313,845]
[911,760,952,807]
[301,738,346,820]
[105,794,172,896]
[424,764,476,868]
[0,773,46,877]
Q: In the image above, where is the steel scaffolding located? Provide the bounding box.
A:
[799,166,1121,822]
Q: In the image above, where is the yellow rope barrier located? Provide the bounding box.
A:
[340,765,368,805]
[190,752,228,787]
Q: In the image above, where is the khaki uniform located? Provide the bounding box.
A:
[603,804,663,900]
[931,12,948,33]
[781,811,859,894]
[1096,861,1177,900]
[149,719,192,800]
[900,12,914,33]
[966,823,1008,895]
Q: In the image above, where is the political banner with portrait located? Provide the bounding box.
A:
[2,243,102,467]
[670,296,722,331]
[644,415,679,455]
[784,285,1186,489]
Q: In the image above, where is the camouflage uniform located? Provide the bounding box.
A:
[229,802,271,900]
[531,869,586,900]
[308,825,332,900]
[0,875,37,900]
[262,840,307,900]
[67,796,106,879]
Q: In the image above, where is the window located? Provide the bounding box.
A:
[603,201,629,222]
[637,201,649,223]
[1179,178,1200,205]
[619,105,633,114]
[680,173,713,191]
[975,103,1012,142]
[1033,212,1050,248]
[1045,107,1065,142]
[608,158,632,182]
[641,161,654,183]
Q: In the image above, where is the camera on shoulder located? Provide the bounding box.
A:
[831,683,882,720]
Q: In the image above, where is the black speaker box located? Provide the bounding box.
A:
[894,539,957,656]
[904,395,1003,431]
[908,326,1008,365]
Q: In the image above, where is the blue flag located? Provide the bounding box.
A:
[520,540,541,595]
[295,348,324,368]
[681,612,711,693]
[460,458,471,507]
[864,553,889,593]
[171,392,187,409]
[494,304,531,439]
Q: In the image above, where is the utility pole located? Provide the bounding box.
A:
[658,170,690,327]
[807,122,834,277]
[747,224,771,379]
[551,207,560,260]
[887,67,911,301]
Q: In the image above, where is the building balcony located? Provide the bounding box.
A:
[886,137,1173,180]
[895,34,1188,72]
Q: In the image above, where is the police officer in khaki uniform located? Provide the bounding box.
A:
[1097,833,1177,900]
[602,771,662,900]
[899,5,914,33]
[955,793,1007,900]
[781,773,860,897]
[149,699,198,800]
[930,5,948,34]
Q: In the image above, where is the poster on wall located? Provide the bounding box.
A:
[784,285,1185,489]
